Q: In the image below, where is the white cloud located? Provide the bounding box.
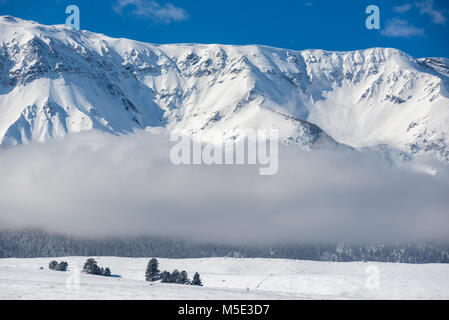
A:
[381,18,424,37]
[393,3,413,13]
[0,130,448,245]
[393,1,446,25]
[113,0,188,24]
[416,0,446,25]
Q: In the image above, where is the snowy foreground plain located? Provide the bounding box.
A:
[0,257,448,300]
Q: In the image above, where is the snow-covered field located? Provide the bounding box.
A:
[0,257,448,300]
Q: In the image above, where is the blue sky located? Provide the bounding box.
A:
[0,0,448,58]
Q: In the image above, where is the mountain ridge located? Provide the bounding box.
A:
[1,15,448,164]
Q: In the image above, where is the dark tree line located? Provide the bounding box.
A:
[1,229,449,263]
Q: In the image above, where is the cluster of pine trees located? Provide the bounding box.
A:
[49,260,68,271]
[83,258,111,277]
[145,258,203,286]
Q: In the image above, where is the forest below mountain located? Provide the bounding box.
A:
[1,229,448,263]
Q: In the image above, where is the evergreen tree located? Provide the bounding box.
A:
[55,261,68,272]
[104,267,111,277]
[83,258,101,275]
[49,260,58,270]
[161,271,171,283]
[192,272,203,286]
[178,270,189,284]
[145,258,161,282]
[170,269,180,283]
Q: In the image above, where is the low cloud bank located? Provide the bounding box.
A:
[0,130,448,245]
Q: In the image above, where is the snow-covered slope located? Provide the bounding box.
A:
[1,257,448,300]
[1,16,448,161]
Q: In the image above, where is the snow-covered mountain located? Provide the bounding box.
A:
[1,16,448,162]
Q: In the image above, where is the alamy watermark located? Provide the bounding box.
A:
[365,265,380,290]
[65,265,81,290]
[65,5,80,30]
[365,5,380,30]
[170,129,279,176]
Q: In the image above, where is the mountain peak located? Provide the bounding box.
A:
[0,16,448,163]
